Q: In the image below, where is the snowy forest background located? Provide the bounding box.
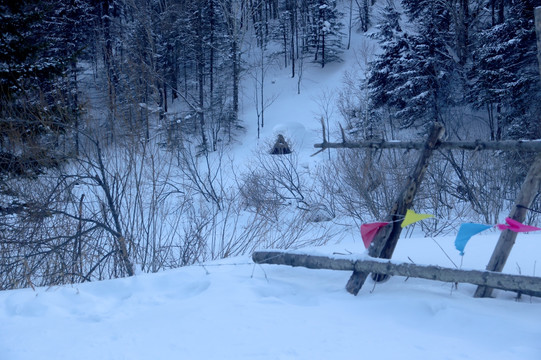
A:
[1,0,541,290]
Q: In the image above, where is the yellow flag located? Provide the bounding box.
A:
[401,209,434,228]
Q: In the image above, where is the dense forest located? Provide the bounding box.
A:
[1,0,541,290]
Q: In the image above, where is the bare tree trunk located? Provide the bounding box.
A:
[456,0,469,65]
[497,0,504,24]
[322,33,326,68]
[221,0,247,143]
[347,0,353,49]
[72,194,85,282]
[361,0,369,32]
[163,80,167,114]
[253,251,541,297]
[297,44,304,94]
[195,5,208,151]
[95,142,135,277]
[209,0,216,96]
[290,0,296,77]
[101,0,117,144]
[261,46,265,129]
[232,38,240,131]
[283,23,288,68]
[474,153,541,297]
[535,6,541,80]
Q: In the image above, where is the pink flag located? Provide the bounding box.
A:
[496,217,541,233]
[361,222,390,249]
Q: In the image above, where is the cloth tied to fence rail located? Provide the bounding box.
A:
[361,222,390,249]
[401,209,434,228]
[454,223,493,255]
[359,209,541,256]
[497,217,541,233]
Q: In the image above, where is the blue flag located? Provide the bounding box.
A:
[455,223,493,255]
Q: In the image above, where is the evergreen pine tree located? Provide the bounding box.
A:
[469,0,541,140]
[0,0,95,174]
[312,0,344,67]
[368,0,462,129]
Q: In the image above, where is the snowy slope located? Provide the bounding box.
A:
[1,234,540,360]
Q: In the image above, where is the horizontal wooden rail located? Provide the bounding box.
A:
[314,139,541,152]
[252,251,541,297]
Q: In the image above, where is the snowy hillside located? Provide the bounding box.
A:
[1,233,540,360]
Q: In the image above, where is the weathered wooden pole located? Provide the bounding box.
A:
[345,122,445,295]
[474,154,541,298]
[253,251,541,297]
[314,139,541,153]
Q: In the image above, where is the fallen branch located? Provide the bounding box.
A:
[252,251,541,297]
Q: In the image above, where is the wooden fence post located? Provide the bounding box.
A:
[474,153,541,298]
[345,122,445,295]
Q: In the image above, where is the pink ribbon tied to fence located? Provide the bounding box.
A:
[496,217,541,233]
[360,222,390,249]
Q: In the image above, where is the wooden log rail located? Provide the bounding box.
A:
[314,139,541,153]
[252,251,541,298]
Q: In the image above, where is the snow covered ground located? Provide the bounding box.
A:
[1,233,540,360]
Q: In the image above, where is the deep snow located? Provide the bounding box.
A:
[1,233,540,360]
